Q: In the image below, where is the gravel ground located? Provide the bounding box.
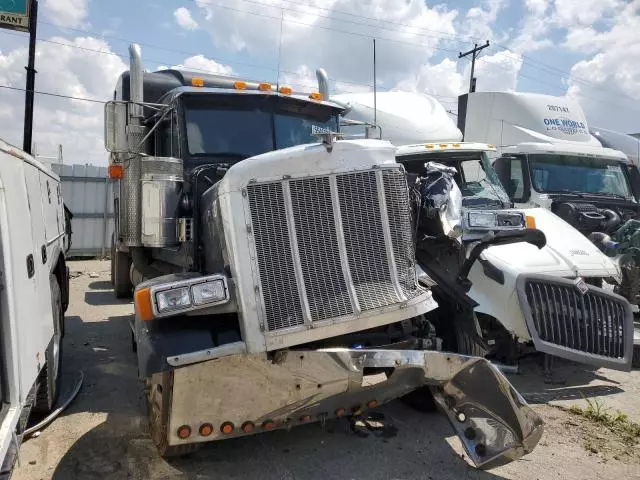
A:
[12,260,640,480]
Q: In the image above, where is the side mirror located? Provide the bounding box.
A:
[104,101,128,153]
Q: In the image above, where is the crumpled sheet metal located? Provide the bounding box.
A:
[168,348,543,469]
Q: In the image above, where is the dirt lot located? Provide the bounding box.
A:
[12,260,640,480]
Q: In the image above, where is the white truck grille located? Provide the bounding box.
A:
[247,168,422,332]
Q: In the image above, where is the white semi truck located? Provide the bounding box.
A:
[0,140,70,477]
[333,88,634,371]
[105,45,543,468]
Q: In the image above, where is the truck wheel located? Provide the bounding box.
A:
[147,373,200,457]
[34,276,63,414]
[112,236,133,299]
[454,315,488,358]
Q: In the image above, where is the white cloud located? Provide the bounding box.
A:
[565,2,640,132]
[552,0,622,28]
[43,0,89,28]
[394,58,462,101]
[174,7,199,30]
[173,55,233,75]
[0,36,127,165]
[193,0,459,90]
[462,0,508,41]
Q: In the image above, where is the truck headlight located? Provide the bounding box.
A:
[192,279,226,305]
[468,212,496,228]
[156,287,191,312]
[135,274,230,321]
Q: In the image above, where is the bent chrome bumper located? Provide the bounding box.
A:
[164,348,542,469]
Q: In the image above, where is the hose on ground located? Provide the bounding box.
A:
[23,371,84,438]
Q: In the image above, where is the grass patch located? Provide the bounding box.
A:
[568,398,640,446]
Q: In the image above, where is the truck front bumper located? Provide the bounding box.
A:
[158,348,543,470]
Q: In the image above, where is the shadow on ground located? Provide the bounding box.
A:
[508,355,625,404]
[88,281,114,291]
[84,291,133,306]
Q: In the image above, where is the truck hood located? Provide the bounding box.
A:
[481,207,619,278]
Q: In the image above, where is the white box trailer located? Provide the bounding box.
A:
[0,139,69,478]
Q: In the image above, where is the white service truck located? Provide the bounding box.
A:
[333,88,634,371]
[0,140,70,478]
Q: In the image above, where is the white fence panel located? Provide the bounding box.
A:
[50,163,115,258]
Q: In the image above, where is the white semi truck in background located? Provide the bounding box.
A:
[333,87,634,371]
[105,44,543,467]
[0,140,70,478]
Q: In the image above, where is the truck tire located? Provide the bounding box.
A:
[147,373,200,457]
[112,235,133,299]
[34,276,63,414]
[633,345,640,369]
[455,322,488,358]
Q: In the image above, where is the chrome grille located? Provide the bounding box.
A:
[382,169,420,299]
[337,171,400,310]
[290,177,352,321]
[522,278,630,361]
[247,168,423,332]
[247,183,304,331]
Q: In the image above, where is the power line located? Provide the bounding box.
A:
[0,84,105,103]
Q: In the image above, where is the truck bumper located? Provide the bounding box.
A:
[154,348,543,470]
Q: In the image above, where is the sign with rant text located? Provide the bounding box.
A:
[0,0,31,32]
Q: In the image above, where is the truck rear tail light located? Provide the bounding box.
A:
[279,86,292,95]
[234,81,247,90]
[335,408,346,416]
[299,415,311,423]
[367,400,378,408]
[192,77,204,87]
[134,288,154,321]
[309,92,323,101]
[258,82,272,91]
[177,425,191,439]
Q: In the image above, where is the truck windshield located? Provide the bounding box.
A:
[184,105,339,158]
[528,154,633,199]
[400,151,510,208]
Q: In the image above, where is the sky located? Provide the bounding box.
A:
[0,0,638,166]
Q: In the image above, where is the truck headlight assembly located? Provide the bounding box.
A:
[135,274,230,321]
[156,287,191,312]
[192,279,226,305]
[467,212,496,228]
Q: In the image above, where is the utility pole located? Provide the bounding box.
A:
[23,0,39,154]
[458,40,489,93]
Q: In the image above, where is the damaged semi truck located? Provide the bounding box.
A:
[333,89,634,372]
[105,44,542,467]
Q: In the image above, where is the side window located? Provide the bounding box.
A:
[155,117,172,157]
[510,159,525,200]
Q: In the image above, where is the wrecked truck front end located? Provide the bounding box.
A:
[133,138,542,468]
[144,345,542,469]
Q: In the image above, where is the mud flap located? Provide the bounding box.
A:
[431,358,543,469]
